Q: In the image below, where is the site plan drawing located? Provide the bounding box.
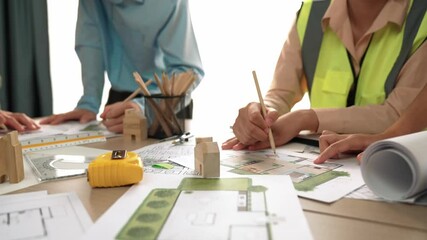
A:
[133,139,365,203]
[82,174,312,240]
[136,140,197,176]
[220,145,365,203]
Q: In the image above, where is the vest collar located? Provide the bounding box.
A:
[322,0,409,34]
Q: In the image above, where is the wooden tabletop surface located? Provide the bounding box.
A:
[8,136,427,240]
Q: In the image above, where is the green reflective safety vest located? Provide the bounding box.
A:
[297,0,427,108]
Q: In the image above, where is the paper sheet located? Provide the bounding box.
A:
[82,174,312,240]
[135,140,198,175]
[221,147,364,203]
[0,191,93,240]
[133,139,364,203]
[361,131,427,202]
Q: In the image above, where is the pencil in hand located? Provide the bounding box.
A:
[252,70,277,155]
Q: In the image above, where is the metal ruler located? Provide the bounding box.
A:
[21,132,107,153]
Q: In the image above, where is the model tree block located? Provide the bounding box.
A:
[0,131,24,183]
[194,137,220,178]
[123,109,148,142]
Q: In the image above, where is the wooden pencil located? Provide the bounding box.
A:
[252,70,276,154]
[123,79,153,103]
[133,72,174,137]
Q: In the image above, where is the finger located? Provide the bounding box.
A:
[315,136,366,164]
[107,101,138,120]
[102,116,123,128]
[247,140,271,151]
[233,123,266,145]
[357,152,364,163]
[106,123,123,133]
[318,133,346,152]
[80,113,96,124]
[49,114,70,125]
[0,115,6,124]
[100,105,112,119]
[221,137,239,150]
[11,113,39,130]
[232,142,248,151]
[247,103,267,128]
[314,143,343,164]
[50,110,88,125]
[265,108,279,126]
[5,116,27,131]
[321,130,336,136]
[39,115,57,124]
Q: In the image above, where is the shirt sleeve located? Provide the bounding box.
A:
[264,19,307,116]
[74,0,105,114]
[315,42,427,134]
[157,0,204,95]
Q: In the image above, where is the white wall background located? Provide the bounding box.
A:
[47,1,307,134]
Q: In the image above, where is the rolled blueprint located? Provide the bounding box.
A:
[361,131,427,201]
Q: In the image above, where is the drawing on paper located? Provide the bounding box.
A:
[221,150,350,192]
[0,192,92,240]
[136,142,197,176]
[0,207,54,239]
[142,158,197,175]
[116,178,285,240]
[80,123,105,132]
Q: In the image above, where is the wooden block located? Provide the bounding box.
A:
[0,131,24,183]
[123,109,147,142]
[195,137,213,144]
[194,137,220,178]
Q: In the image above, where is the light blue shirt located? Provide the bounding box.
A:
[75,0,204,115]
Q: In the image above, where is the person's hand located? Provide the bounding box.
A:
[246,110,317,151]
[314,130,383,164]
[222,102,279,150]
[100,101,140,133]
[0,110,40,132]
[40,109,96,125]
[223,109,318,151]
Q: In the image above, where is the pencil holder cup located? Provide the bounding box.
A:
[144,94,186,139]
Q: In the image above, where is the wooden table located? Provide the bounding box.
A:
[10,136,427,240]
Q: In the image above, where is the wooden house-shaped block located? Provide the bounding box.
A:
[194,137,220,178]
[0,131,24,183]
[123,109,148,142]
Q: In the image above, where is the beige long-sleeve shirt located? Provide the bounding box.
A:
[265,0,427,134]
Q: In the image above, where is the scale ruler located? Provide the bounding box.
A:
[21,132,107,153]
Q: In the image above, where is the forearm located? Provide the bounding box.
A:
[75,0,105,114]
[278,109,319,133]
[382,84,427,137]
[296,109,319,133]
[75,47,105,113]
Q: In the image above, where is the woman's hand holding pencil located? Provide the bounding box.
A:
[222,71,279,154]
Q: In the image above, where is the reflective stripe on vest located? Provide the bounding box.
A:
[298,0,427,108]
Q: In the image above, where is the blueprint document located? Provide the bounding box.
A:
[135,139,198,175]
[0,191,92,240]
[135,139,365,203]
[83,174,313,240]
[221,144,365,203]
